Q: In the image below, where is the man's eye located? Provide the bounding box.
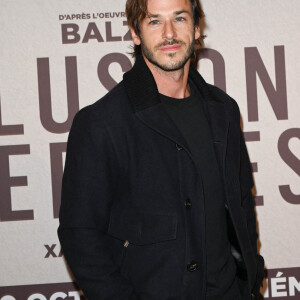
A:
[149,20,159,25]
[176,17,185,22]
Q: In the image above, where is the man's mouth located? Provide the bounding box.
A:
[160,44,181,51]
[156,39,185,52]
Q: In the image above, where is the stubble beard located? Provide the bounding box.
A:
[140,36,195,72]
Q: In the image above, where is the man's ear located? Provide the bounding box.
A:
[130,28,141,45]
[194,25,201,40]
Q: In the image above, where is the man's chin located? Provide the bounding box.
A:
[160,64,186,72]
[151,59,188,72]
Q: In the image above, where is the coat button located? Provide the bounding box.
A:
[184,199,192,209]
[187,261,198,272]
[175,143,183,150]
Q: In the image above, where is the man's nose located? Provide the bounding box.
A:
[162,20,176,40]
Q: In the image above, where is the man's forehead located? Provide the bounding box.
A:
[146,0,193,15]
[147,10,191,18]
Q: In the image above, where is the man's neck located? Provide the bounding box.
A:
[143,56,191,99]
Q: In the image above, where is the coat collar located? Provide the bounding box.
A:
[123,55,223,114]
[123,55,228,144]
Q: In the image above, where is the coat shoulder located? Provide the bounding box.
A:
[71,81,133,130]
[207,84,240,111]
[206,84,241,122]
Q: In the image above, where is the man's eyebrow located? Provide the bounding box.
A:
[174,10,190,15]
[147,13,160,18]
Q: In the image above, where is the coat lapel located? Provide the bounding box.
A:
[135,103,192,153]
[123,55,191,154]
[189,67,229,178]
[188,66,229,143]
[123,55,229,171]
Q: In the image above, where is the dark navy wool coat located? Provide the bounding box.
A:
[58,55,264,300]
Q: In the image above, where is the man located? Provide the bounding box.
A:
[58,0,265,299]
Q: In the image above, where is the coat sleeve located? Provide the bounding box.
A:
[57,108,139,300]
[236,106,265,299]
[239,129,258,253]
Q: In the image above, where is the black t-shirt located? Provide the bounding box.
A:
[160,83,241,299]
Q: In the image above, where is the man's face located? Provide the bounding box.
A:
[131,0,200,71]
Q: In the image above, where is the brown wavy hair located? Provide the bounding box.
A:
[125,0,205,63]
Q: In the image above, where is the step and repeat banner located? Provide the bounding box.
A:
[0,0,299,299]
